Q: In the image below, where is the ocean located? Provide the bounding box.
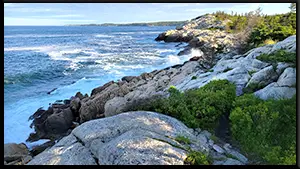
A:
[4,26,192,147]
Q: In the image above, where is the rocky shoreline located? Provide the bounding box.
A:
[4,14,296,165]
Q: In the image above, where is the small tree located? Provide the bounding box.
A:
[289,3,296,13]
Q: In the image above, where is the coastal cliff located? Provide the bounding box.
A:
[4,12,296,165]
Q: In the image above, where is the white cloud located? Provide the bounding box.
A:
[185,8,223,12]
[4,17,96,26]
[4,3,16,7]
[150,3,192,8]
[28,14,84,18]
[185,3,290,15]
[4,7,74,13]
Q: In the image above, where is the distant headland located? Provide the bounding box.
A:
[66,21,187,26]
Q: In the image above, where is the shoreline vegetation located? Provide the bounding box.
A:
[4,3,296,165]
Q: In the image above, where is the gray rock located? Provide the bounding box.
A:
[213,144,225,154]
[70,97,81,112]
[255,82,296,100]
[27,111,248,165]
[4,143,32,165]
[72,111,197,148]
[196,134,208,145]
[200,130,211,139]
[276,62,291,75]
[271,35,296,53]
[223,143,232,151]
[226,150,248,164]
[208,140,214,146]
[276,67,296,87]
[213,160,226,165]
[246,65,278,88]
[27,134,97,165]
[27,111,194,165]
[27,142,97,165]
[4,143,30,157]
[193,128,202,136]
[223,158,244,165]
[96,128,187,165]
[75,92,84,100]
[22,156,32,164]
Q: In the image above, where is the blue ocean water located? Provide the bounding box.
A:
[4,26,192,146]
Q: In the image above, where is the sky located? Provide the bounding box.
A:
[4,3,292,26]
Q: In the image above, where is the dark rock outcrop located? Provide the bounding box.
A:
[27,94,85,142]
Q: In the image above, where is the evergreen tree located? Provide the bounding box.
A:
[289,3,296,12]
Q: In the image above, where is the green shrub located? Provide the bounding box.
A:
[209,135,219,143]
[229,94,296,164]
[225,153,241,161]
[256,50,296,67]
[191,76,197,80]
[207,27,219,31]
[212,10,295,53]
[247,12,296,49]
[242,83,266,94]
[248,70,256,76]
[185,151,212,165]
[175,135,191,144]
[130,80,236,130]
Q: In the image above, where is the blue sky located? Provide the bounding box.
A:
[4,3,292,26]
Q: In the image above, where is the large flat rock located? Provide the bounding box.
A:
[27,111,247,165]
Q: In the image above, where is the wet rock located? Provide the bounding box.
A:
[45,108,74,136]
[27,105,74,142]
[70,97,81,116]
[189,56,201,61]
[155,32,166,41]
[75,92,84,100]
[91,81,114,96]
[121,76,137,82]
[63,99,71,105]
